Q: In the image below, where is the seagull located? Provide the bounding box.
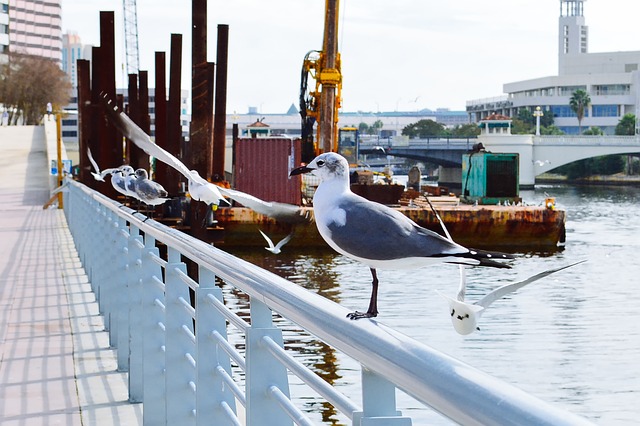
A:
[258,229,294,254]
[87,148,137,198]
[132,168,169,206]
[438,260,586,335]
[100,92,312,224]
[99,93,227,207]
[534,160,551,166]
[290,152,513,320]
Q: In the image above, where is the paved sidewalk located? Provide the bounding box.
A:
[0,125,142,425]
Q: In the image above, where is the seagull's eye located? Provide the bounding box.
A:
[316,160,325,167]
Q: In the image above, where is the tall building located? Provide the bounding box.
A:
[0,0,8,63]
[467,0,640,135]
[62,31,91,87]
[6,0,62,62]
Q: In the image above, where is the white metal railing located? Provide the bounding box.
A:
[63,178,595,426]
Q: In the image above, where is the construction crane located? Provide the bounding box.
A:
[122,0,140,75]
[300,0,342,162]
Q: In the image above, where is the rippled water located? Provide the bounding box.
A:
[225,184,640,425]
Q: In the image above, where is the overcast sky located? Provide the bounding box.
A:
[61,0,640,114]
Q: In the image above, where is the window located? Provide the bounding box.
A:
[591,105,618,117]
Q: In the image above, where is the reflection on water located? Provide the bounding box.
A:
[223,184,640,425]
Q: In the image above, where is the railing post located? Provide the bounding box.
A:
[142,234,167,426]
[245,298,292,426]
[106,216,128,348]
[353,367,411,425]
[128,228,145,402]
[165,247,196,425]
[116,224,137,371]
[196,266,237,426]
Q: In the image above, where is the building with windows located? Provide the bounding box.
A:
[6,0,62,62]
[466,0,640,135]
[0,0,8,63]
[62,32,91,87]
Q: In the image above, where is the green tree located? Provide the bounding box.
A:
[615,113,636,135]
[451,123,480,137]
[569,89,591,134]
[370,119,383,135]
[401,119,445,138]
[0,53,71,125]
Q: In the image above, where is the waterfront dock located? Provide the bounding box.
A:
[0,124,141,425]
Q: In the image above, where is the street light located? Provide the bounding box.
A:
[533,106,544,136]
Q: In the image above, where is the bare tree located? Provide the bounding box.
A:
[0,53,71,125]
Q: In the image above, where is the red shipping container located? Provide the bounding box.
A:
[234,137,302,205]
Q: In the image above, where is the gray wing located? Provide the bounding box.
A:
[100,93,207,186]
[476,260,587,308]
[219,187,311,224]
[326,195,466,261]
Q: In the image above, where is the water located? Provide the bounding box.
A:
[225,184,640,425]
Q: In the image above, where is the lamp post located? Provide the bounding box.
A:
[533,106,544,136]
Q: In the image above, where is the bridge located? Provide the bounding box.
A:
[0,121,596,425]
[360,134,640,187]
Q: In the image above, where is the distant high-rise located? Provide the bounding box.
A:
[62,32,92,87]
[7,0,62,62]
[0,0,8,63]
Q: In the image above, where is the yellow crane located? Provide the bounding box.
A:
[300,0,342,161]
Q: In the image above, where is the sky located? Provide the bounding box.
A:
[61,0,640,114]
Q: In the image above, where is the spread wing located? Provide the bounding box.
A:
[99,92,206,186]
[219,187,311,224]
[476,260,587,308]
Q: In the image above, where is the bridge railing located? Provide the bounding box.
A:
[63,178,593,426]
[535,134,640,145]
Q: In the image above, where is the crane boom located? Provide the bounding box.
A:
[123,0,140,75]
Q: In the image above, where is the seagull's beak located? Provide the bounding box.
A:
[289,165,314,176]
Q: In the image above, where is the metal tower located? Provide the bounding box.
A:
[123,0,140,75]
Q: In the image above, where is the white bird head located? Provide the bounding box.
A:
[437,291,484,335]
[120,165,135,175]
[135,168,149,179]
[289,152,349,181]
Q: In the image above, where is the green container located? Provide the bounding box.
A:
[461,152,520,205]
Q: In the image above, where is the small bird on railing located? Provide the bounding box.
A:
[87,148,137,199]
[259,229,293,254]
[290,152,513,320]
[132,168,169,206]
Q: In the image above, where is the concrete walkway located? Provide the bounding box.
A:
[0,124,142,425]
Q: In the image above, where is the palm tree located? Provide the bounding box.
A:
[569,89,591,134]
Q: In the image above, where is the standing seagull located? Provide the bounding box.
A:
[290,152,513,320]
[132,168,169,206]
[259,229,293,254]
[86,148,137,198]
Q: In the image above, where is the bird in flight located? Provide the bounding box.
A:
[258,229,293,254]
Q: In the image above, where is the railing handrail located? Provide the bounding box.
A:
[66,178,594,425]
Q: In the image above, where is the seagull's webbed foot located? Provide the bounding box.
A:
[347,310,377,320]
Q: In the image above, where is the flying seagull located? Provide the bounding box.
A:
[438,260,586,335]
[100,92,227,207]
[258,229,294,254]
[100,92,309,224]
[290,152,513,320]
